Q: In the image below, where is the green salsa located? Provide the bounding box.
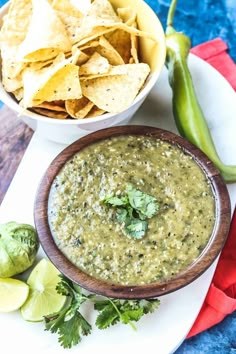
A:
[48,135,215,285]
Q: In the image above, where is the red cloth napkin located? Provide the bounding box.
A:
[187,38,236,337]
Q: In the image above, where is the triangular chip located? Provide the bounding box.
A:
[78,36,124,65]
[35,101,66,112]
[117,7,136,25]
[0,0,32,47]
[31,107,68,119]
[96,36,124,64]
[72,0,121,44]
[85,105,105,118]
[29,58,55,71]
[22,54,82,107]
[79,63,129,80]
[69,48,89,65]
[115,8,139,63]
[0,0,32,91]
[78,40,100,51]
[17,0,72,62]
[65,97,94,118]
[87,0,120,22]
[130,20,139,64]
[105,28,131,63]
[80,52,110,76]
[55,11,84,43]
[70,0,91,14]
[52,0,84,17]
[52,0,84,43]
[75,22,156,48]
[12,87,24,101]
[1,47,24,92]
[81,63,150,113]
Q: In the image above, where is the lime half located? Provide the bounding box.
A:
[21,258,66,322]
[0,278,29,312]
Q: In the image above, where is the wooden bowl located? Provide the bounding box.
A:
[34,126,231,299]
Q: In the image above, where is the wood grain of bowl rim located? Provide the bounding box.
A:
[34,125,231,299]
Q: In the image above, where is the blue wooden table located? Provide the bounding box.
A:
[0,1,235,352]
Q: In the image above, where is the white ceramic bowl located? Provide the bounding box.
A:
[0,0,166,144]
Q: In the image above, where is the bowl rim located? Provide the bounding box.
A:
[34,125,231,299]
[0,0,166,126]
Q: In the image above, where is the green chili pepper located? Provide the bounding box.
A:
[165,0,236,183]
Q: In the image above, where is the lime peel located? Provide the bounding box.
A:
[0,278,29,312]
[21,258,66,322]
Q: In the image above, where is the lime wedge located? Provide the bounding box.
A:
[21,258,66,322]
[0,278,29,312]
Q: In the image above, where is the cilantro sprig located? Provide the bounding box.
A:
[95,298,160,331]
[44,275,160,349]
[102,185,159,239]
[44,276,95,348]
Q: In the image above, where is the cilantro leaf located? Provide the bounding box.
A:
[101,195,128,206]
[116,208,128,223]
[57,312,92,349]
[95,298,160,331]
[102,185,159,238]
[95,300,120,329]
[137,299,161,314]
[124,217,148,239]
[126,185,159,219]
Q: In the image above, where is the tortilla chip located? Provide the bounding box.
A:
[78,40,100,51]
[78,36,124,65]
[105,28,131,63]
[31,107,68,119]
[72,0,121,44]
[130,35,139,63]
[79,62,132,80]
[55,11,84,43]
[65,97,94,118]
[103,6,138,63]
[87,0,120,22]
[29,59,55,71]
[71,0,91,14]
[1,51,24,92]
[35,101,67,112]
[116,8,139,64]
[17,0,72,62]
[12,87,24,101]
[22,54,82,107]
[130,20,139,64]
[0,0,32,91]
[51,0,84,17]
[33,63,81,103]
[98,36,125,64]
[85,105,105,118]
[69,48,89,65]
[81,63,150,113]
[117,7,136,25]
[80,52,110,76]
[75,19,157,47]
[0,0,32,46]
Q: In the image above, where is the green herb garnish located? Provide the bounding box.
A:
[95,298,160,330]
[44,275,160,349]
[102,185,159,239]
[44,276,94,348]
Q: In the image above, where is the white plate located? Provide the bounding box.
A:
[0,54,235,354]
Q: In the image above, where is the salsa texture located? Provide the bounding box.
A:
[48,135,215,285]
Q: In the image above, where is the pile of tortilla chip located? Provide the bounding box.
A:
[0,0,157,119]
